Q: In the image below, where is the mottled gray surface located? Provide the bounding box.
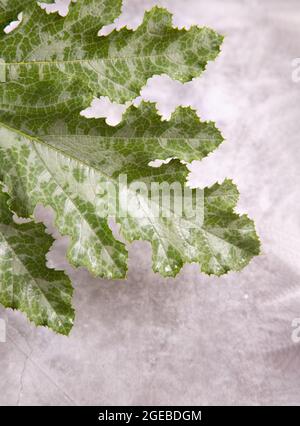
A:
[1,0,300,406]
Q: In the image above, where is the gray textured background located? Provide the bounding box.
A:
[1,0,300,406]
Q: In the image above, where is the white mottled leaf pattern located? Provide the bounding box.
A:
[0,1,222,105]
[0,102,259,278]
[0,0,260,335]
[0,189,74,335]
